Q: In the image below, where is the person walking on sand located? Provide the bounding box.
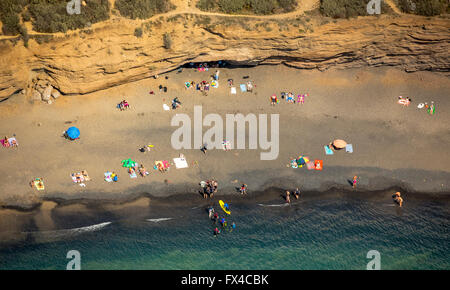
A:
[240,184,247,195]
[352,176,359,188]
[270,94,277,106]
[286,190,291,203]
[200,143,208,154]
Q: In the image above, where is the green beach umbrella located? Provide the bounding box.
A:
[122,159,137,168]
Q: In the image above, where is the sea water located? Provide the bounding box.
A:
[0,193,448,270]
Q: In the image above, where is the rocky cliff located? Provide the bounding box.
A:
[0,12,449,102]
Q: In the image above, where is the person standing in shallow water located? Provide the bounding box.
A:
[286,191,291,203]
[294,188,300,199]
[352,176,358,188]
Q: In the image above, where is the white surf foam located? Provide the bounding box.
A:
[146,218,173,223]
[258,203,289,207]
[22,221,112,242]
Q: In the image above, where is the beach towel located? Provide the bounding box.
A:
[211,81,219,88]
[81,170,90,181]
[0,139,8,147]
[306,161,315,170]
[314,160,323,171]
[7,137,17,147]
[71,173,85,183]
[162,160,170,169]
[173,158,188,169]
[129,170,137,178]
[290,159,298,168]
[240,84,247,92]
[163,104,170,111]
[345,144,353,153]
[231,87,236,94]
[33,178,45,191]
[324,145,334,155]
[104,172,113,182]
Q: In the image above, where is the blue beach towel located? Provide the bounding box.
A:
[240,84,247,92]
[324,145,334,155]
[346,144,353,153]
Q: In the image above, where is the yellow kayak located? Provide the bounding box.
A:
[219,200,231,215]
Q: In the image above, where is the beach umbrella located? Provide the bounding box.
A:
[66,127,80,140]
[122,159,137,168]
[297,156,310,166]
[332,139,347,149]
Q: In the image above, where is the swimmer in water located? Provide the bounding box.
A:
[214,227,220,236]
[229,222,236,232]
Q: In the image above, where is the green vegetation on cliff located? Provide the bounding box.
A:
[196,0,297,15]
[29,0,110,33]
[396,0,449,16]
[0,0,28,35]
[0,0,110,35]
[115,0,175,19]
[320,0,392,18]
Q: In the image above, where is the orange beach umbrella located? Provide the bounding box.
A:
[332,139,347,149]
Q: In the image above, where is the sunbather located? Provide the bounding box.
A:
[2,136,10,147]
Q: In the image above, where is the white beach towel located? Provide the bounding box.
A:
[163,104,170,111]
[346,144,353,153]
[173,158,188,169]
[104,172,113,182]
[231,87,236,94]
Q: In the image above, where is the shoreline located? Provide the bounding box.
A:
[0,184,449,245]
[1,180,449,213]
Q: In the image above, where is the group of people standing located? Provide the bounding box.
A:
[117,100,130,111]
[200,179,219,199]
[209,207,235,236]
[285,188,301,203]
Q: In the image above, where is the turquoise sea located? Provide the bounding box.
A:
[0,191,448,270]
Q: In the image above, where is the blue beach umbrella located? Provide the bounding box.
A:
[66,127,80,140]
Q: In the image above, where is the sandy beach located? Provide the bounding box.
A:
[0,65,449,210]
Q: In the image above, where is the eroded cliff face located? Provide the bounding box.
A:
[0,13,449,101]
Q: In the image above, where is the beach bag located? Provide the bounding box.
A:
[314,160,323,171]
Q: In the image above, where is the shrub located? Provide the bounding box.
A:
[397,0,448,16]
[197,0,297,15]
[0,0,28,35]
[19,25,29,47]
[197,0,217,11]
[320,0,391,18]
[28,0,110,33]
[250,0,277,15]
[115,0,174,19]
[134,26,143,37]
[163,32,172,49]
